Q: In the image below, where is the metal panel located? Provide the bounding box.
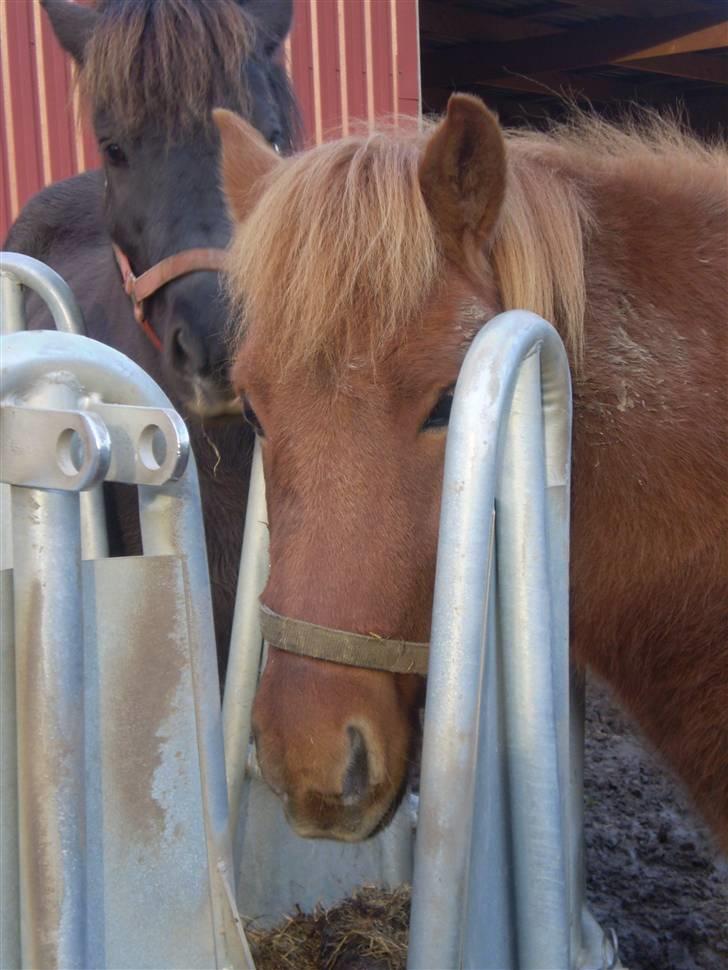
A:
[234,779,414,926]
[83,555,219,969]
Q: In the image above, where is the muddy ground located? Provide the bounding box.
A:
[584,679,727,970]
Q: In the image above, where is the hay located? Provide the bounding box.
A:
[246,884,411,970]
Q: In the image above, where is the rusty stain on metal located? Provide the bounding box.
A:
[106,559,186,843]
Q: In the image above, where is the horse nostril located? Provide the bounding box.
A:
[170,325,207,376]
[342,726,369,804]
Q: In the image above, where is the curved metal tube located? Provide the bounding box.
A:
[0,251,85,335]
[408,311,573,970]
[0,252,108,561]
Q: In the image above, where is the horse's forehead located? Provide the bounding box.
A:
[233,291,490,401]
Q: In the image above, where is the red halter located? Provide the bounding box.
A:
[112,243,227,352]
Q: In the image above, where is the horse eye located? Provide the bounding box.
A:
[242,398,264,436]
[422,388,454,431]
[104,142,127,167]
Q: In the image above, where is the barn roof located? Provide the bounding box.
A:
[420,0,727,133]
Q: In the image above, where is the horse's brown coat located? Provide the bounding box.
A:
[220,97,728,845]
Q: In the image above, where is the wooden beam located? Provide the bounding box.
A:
[620,53,728,84]
[556,0,714,18]
[418,0,557,44]
[483,71,644,103]
[423,10,728,87]
[618,21,728,60]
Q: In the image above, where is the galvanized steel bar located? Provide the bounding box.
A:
[0,265,24,571]
[223,437,269,839]
[0,268,24,335]
[12,485,87,969]
[408,310,573,970]
[494,349,570,966]
[0,571,20,970]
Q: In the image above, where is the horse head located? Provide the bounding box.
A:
[41,0,297,416]
[217,97,507,840]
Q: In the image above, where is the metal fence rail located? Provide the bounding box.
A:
[1,254,620,968]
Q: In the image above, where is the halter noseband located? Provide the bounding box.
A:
[259,605,430,675]
[112,243,227,352]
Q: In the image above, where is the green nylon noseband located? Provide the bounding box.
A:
[259,604,430,675]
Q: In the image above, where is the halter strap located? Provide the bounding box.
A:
[111,243,227,352]
[259,604,430,675]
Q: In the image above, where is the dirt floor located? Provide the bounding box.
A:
[584,679,727,970]
[250,677,727,970]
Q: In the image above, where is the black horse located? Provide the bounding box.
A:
[5,0,298,678]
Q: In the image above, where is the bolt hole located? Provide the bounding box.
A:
[56,429,86,477]
[138,424,168,471]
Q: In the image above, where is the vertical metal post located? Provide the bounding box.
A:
[495,349,570,967]
[223,438,269,839]
[0,270,24,571]
[0,268,25,334]
[0,572,20,970]
[12,483,87,969]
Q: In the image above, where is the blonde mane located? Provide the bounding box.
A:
[227,126,441,377]
[227,111,726,376]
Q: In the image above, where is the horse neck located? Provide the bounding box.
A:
[567,147,727,608]
[583,149,724,312]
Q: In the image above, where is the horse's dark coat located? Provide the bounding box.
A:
[4,0,298,675]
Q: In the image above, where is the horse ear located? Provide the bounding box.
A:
[41,0,98,65]
[419,94,506,261]
[243,0,293,53]
[214,108,281,223]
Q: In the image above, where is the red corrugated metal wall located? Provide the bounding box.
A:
[0,0,420,241]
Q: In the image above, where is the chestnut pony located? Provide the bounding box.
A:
[216,96,727,846]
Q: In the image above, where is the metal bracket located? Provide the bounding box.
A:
[0,400,189,491]
[89,401,189,486]
[0,404,111,491]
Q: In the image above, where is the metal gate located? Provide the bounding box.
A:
[0,253,252,969]
[1,253,620,968]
